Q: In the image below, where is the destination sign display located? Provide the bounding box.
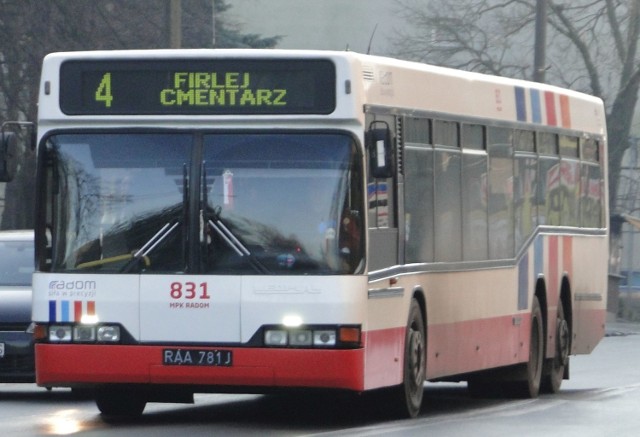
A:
[59,59,336,115]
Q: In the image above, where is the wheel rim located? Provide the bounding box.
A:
[530,310,543,386]
[557,317,570,366]
[409,327,425,387]
[531,319,539,371]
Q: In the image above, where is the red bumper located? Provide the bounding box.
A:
[35,344,365,391]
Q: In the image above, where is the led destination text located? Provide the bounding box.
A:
[159,71,287,107]
[59,58,336,114]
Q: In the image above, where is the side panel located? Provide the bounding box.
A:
[570,235,608,353]
[363,233,607,383]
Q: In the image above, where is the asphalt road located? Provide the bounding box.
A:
[1,320,639,436]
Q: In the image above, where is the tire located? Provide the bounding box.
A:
[541,299,570,393]
[95,388,146,419]
[510,296,544,398]
[386,299,426,418]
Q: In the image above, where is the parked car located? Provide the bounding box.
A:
[0,230,35,382]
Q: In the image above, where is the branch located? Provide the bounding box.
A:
[548,1,604,97]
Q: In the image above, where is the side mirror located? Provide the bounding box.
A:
[0,131,17,182]
[366,122,394,179]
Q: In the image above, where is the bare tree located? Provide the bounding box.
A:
[391,0,640,214]
[0,0,279,230]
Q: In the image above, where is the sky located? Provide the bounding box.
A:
[229,0,407,55]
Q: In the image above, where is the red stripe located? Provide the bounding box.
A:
[364,327,404,389]
[545,91,557,125]
[427,314,529,379]
[35,345,365,390]
[74,301,82,322]
[87,301,96,316]
[563,236,573,279]
[559,94,571,128]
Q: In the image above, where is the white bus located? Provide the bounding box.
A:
[27,49,608,419]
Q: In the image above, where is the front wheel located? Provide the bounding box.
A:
[385,299,426,418]
[95,388,146,419]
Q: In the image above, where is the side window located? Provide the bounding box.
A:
[487,127,514,259]
[581,137,600,163]
[367,115,396,230]
[462,123,488,261]
[559,136,580,226]
[580,137,604,228]
[434,148,462,261]
[433,120,459,148]
[434,119,462,262]
[404,117,434,263]
[537,131,560,226]
[559,135,579,158]
[514,130,535,153]
[580,162,603,228]
[462,152,488,260]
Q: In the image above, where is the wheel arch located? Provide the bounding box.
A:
[411,287,427,333]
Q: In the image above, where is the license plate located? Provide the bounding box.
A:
[162,348,232,366]
[0,343,4,358]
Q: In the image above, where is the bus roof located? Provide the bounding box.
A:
[40,49,606,136]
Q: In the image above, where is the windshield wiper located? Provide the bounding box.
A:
[120,221,180,272]
[206,213,270,274]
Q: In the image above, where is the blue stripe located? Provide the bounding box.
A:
[535,236,544,277]
[518,253,529,310]
[530,89,542,123]
[515,87,527,121]
[49,300,56,322]
[61,300,69,322]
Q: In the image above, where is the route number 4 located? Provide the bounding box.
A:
[95,72,113,108]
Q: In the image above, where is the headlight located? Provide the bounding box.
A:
[264,329,288,346]
[49,325,72,342]
[313,330,336,347]
[73,325,96,342]
[289,330,313,346]
[262,325,358,348]
[97,325,120,342]
[44,324,121,343]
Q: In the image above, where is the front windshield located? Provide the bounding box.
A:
[43,132,363,275]
[202,134,363,274]
[45,134,191,272]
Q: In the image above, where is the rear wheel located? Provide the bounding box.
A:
[542,299,570,393]
[95,388,146,419]
[510,296,544,398]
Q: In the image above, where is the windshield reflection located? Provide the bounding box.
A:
[43,132,363,275]
[45,134,190,273]
[201,134,363,274]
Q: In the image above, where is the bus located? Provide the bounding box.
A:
[27,49,608,419]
